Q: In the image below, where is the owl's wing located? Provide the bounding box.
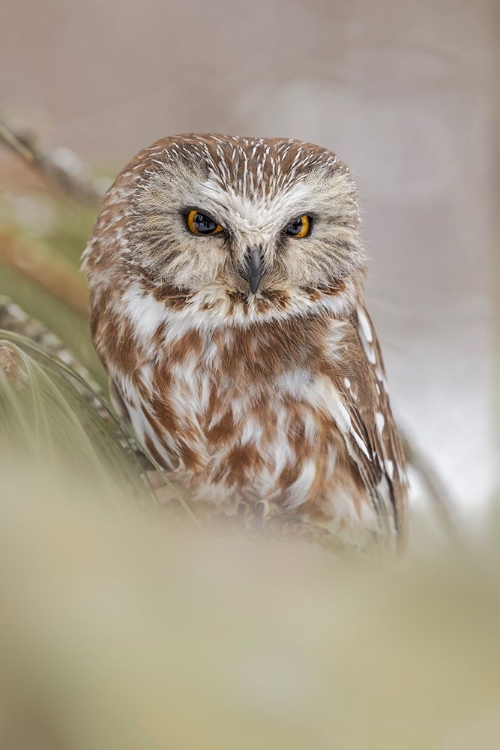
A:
[108,376,131,423]
[332,305,408,539]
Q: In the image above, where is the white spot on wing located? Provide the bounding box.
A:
[358,308,373,342]
[351,429,371,460]
[385,460,394,480]
[375,412,385,435]
[359,335,377,365]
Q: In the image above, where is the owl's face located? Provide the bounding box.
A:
[113,136,365,315]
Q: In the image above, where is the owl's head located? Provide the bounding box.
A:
[88,134,366,322]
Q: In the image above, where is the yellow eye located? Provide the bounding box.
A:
[285,215,311,239]
[186,209,224,236]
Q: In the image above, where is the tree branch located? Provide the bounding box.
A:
[0,118,105,208]
[0,231,89,316]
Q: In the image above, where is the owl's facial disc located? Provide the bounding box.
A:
[130,136,366,306]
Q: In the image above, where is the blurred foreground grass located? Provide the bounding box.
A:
[0,122,107,387]
[0,262,102,384]
[0,333,148,503]
[0,458,499,749]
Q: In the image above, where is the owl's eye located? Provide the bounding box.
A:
[285,215,311,238]
[186,209,224,236]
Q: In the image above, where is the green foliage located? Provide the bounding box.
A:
[0,263,105,385]
[0,332,148,505]
[0,171,105,384]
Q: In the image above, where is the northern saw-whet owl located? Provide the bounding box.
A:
[83,134,408,547]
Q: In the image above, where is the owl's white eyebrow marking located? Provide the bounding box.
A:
[198,173,313,236]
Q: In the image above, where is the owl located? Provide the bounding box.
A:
[83,134,408,547]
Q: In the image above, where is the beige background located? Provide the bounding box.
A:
[1,0,497,517]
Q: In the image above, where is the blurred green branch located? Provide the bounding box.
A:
[0,231,88,316]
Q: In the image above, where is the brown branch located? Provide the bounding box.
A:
[0,231,89,316]
[401,430,465,545]
[0,118,105,208]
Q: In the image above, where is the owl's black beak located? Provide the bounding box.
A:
[241,246,263,294]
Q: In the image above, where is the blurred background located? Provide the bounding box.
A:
[1,0,497,523]
[0,3,499,748]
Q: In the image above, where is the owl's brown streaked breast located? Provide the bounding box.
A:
[99,311,372,534]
